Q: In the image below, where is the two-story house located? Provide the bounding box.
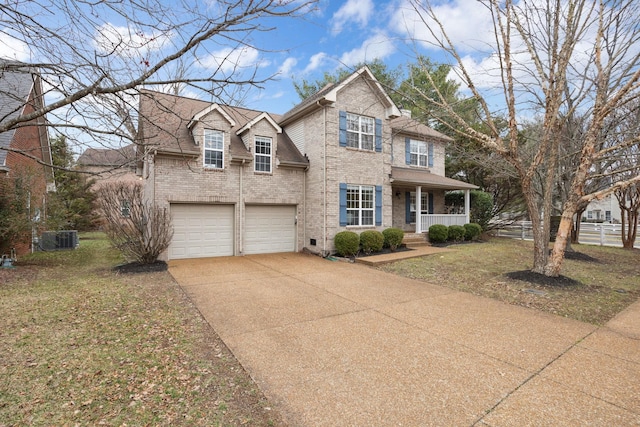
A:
[138,66,476,260]
[0,60,55,255]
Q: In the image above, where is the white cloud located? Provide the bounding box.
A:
[338,31,396,66]
[277,57,297,77]
[303,52,334,74]
[198,46,268,74]
[0,32,30,61]
[330,0,374,36]
[390,0,496,54]
[93,23,170,60]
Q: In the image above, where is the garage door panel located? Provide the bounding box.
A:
[245,205,295,255]
[170,204,234,259]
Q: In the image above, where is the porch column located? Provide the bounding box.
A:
[416,186,422,233]
[464,189,471,223]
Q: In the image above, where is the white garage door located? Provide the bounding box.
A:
[170,204,234,259]
[245,205,296,254]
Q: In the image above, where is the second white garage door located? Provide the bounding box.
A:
[245,205,296,254]
[170,204,234,259]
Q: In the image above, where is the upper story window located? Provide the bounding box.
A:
[346,113,375,150]
[410,140,428,167]
[254,136,272,173]
[405,138,433,168]
[204,129,224,169]
[339,111,382,152]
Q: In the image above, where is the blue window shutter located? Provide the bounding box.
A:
[428,192,434,214]
[428,142,434,167]
[339,183,348,226]
[405,192,412,223]
[405,138,411,165]
[339,111,347,147]
[375,185,382,226]
[375,119,382,152]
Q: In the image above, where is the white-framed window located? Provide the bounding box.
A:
[587,210,593,219]
[346,113,375,151]
[254,136,272,173]
[347,184,374,226]
[204,129,224,169]
[410,140,428,167]
[605,210,611,222]
[409,192,429,223]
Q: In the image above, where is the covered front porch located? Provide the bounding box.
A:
[390,167,479,234]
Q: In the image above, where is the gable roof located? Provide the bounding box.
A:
[279,66,402,126]
[0,60,37,167]
[138,90,307,167]
[188,103,236,128]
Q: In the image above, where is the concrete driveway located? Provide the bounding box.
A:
[169,252,640,426]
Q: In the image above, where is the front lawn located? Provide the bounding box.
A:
[379,237,640,325]
[0,232,283,426]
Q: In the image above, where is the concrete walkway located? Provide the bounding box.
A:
[169,253,640,426]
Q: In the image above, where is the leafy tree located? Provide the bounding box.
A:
[46,135,98,231]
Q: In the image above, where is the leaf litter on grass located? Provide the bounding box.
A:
[379,237,640,325]
[0,233,284,426]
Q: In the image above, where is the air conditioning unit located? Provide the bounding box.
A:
[39,231,79,251]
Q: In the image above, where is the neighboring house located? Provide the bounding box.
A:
[0,60,54,255]
[76,143,140,187]
[583,194,622,223]
[138,66,477,260]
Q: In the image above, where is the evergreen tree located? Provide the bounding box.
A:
[47,136,98,231]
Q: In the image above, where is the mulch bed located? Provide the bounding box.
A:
[113,261,168,274]
[505,270,583,287]
[560,250,600,262]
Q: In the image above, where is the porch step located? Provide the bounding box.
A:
[402,233,431,248]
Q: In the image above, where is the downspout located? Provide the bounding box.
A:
[321,101,327,256]
[239,159,244,256]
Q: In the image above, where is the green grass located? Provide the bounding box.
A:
[0,233,283,426]
[380,237,640,325]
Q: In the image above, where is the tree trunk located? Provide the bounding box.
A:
[545,202,577,277]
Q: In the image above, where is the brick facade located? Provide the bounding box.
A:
[143,66,473,258]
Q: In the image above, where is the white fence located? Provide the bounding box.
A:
[420,214,468,231]
[495,221,639,249]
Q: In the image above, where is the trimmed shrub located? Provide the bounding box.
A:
[428,224,448,244]
[448,225,466,242]
[382,227,404,251]
[334,231,360,257]
[360,230,384,254]
[464,223,482,241]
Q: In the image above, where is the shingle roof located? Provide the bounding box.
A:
[0,60,36,166]
[138,90,307,167]
[391,166,478,190]
[77,144,138,167]
[389,116,453,142]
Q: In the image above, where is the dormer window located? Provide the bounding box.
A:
[204,129,224,169]
[254,136,272,173]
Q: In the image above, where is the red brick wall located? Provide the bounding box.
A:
[1,88,49,256]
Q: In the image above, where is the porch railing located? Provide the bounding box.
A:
[420,214,468,231]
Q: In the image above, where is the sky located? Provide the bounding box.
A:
[0,0,503,117]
